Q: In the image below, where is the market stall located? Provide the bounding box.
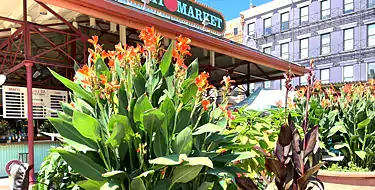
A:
[0,86,66,177]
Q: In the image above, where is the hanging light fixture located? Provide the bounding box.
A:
[0,74,6,86]
[39,4,47,15]
[72,18,78,29]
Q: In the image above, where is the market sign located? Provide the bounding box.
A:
[2,86,68,119]
[112,0,225,34]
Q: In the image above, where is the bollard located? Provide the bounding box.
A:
[5,160,33,190]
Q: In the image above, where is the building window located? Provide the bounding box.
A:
[281,12,289,31]
[300,38,309,59]
[233,27,238,35]
[368,63,375,79]
[300,6,309,25]
[368,23,375,46]
[264,17,272,35]
[321,0,330,20]
[264,81,271,89]
[369,0,375,8]
[344,28,354,51]
[280,43,289,60]
[321,33,331,55]
[343,65,354,81]
[300,73,309,85]
[281,79,286,90]
[321,69,330,83]
[263,47,271,54]
[248,22,255,36]
[344,0,354,14]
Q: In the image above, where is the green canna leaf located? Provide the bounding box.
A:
[56,149,106,181]
[50,68,95,106]
[160,41,174,76]
[72,110,101,141]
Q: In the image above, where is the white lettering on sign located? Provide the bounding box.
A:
[2,85,68,119]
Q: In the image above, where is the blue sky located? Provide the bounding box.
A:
[198,0,272,20]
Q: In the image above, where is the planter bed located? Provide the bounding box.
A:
[318,170,375,186]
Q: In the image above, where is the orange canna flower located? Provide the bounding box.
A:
[326,87,336,96]
[342,84,352,94]
[202,99,210,111]
[100,74,107,85]
[101,51,109,59]
[297,87,307,99]
[139,27,160,53]
[368,79,375,86]
[314,80,322,91]
[108,59,115,68]
[287,98,296,109]
[227,110,236,120]
[115,43,125,52]
[275,100,282,108]
[70,102,75,108]
[195,72,214,92]
[176,58,187,69]
[118,52,125,61]
[77,65,90,77]
[88,36,99,46]
[321,98,330,108]
[221,76,235,86]
[175,35,192,57]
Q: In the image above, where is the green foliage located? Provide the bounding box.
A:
[294,82,375,170]
[37,149,83,190]
[46,31,251,190]
[325,162,370,172]
[229,108,279,187]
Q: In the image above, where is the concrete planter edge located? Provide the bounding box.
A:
[318,170,375,186]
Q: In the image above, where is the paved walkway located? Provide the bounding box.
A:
[0,178,9,190]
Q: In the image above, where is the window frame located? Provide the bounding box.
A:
[300,6,309,25]
[344,28,354,51]
[263,46,271,54]
[344,0,354,14]
[280,79,286,90]
[264,17,272,36]
[320,33,331,55]
[300,38,309,59]
[321,0,331,20]
[233,27,238,35]
[343,65,354,82]
[368,62,375,80]
[368,23,375,47]
[281,12,289,31]
[248,22,255,36]
[280,42,289,60]
[368,0,375,8]
[321,69,330,83]
[300,73,309,85]
[264,81,271,89]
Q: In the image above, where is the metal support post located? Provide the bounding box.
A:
[26,61,35,184]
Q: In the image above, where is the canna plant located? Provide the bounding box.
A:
[262,61,325,190]
[47,27,255,190]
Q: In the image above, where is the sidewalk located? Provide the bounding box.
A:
[0,177,8,190]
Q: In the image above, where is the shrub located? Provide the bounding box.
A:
[294,78,375,170]
[47,27,257,189]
